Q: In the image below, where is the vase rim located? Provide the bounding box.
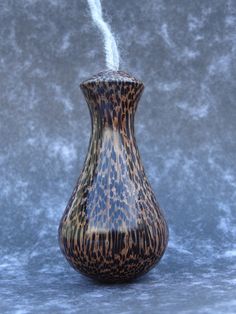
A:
[80,70,144,88]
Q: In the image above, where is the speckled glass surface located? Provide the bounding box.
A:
[0,1,236,313]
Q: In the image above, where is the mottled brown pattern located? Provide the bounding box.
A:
[58,70,168,282]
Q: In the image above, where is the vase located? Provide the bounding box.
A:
[58,70,168,282]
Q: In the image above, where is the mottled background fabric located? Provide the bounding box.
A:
[0,0,236,313]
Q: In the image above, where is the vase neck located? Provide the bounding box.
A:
[80,70,144,135]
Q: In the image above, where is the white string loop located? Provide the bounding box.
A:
[87,0,120,71]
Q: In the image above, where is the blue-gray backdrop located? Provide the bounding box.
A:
[0,0,236,313]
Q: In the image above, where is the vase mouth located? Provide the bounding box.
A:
[80,70,144,89]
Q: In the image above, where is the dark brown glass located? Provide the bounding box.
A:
[58,70,168,282]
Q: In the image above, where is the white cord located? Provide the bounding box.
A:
[87,0,120,71]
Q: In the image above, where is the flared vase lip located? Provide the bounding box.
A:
[80,70,144,89]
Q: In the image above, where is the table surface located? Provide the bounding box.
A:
[1,243,236,314]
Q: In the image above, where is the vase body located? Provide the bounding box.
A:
[58,70,168,282]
